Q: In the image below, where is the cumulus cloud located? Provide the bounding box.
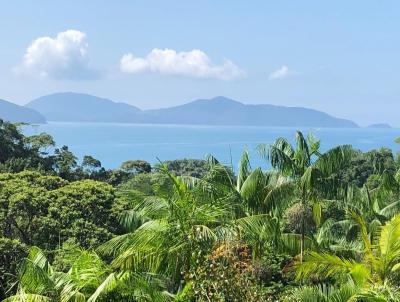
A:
[14,30,98,80]
[120,48,245,80]
[268,65,294,80]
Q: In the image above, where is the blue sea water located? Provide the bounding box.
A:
[23,122,400,169]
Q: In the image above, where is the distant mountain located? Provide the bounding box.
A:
[26,92,141,122]
[145,96,358,127]
[0,99,46,123]
[367,123,392,129]
[25,93,358,128]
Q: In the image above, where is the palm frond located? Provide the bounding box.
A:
[258,138,295,175]
[119,196,169,231]
[19,247,54,294]
[314,145,355,176]
[3,292,52,302]
[379,200,400,219]
[87,273,118,302]
[236,149,251,191]
[378,214,400,279]
[348,211,374,262]
[300,166,323,192]
[239,168,267,212]
[287,285,326,302]
[281,233,313,255]
[263,181,296,214]
[295,131,311,168]
[296,251,370,286]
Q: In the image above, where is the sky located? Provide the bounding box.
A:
[0,1,399,126]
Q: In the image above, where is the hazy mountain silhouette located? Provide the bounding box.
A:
[145,96,358,127]
[26,93,358,128]
[27,92,141,122]
[367,123,392,129]
[0,99,46,123]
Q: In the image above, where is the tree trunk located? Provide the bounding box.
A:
[300,216,305,263]
[300,194,306,263]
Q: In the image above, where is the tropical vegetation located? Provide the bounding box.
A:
[1,118,400,301]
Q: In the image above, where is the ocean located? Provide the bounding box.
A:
[23,122,400,169]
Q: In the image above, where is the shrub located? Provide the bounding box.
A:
[284,202,316,234]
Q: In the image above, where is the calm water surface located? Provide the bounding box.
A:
[23,122,400,169]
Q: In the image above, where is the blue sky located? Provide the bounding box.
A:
[1,1,399,126]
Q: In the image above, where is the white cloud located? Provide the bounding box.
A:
[268,65,293,80]
[14,30,98,80]
[120,48,245,80]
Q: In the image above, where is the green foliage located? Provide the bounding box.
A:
[117,172,171,196]
[48,179,116,248]
[284,284,361,302]
[157,159,210,178]
[332,148,397,188]
[82,155,102,172]
[0,171,65,246]
[295,213,400,300]
[120,160,151,174]
[4,129,400,301]
[6,245,117,302]
[25,133,55,155]
[187,242,270,301]
[284,202,316,235]
[53,145,78,179]
[99,165,233,292]
[0,120,26,163]
[259,131,355,262]
[0,121,54,173]
[0,238,27,299]
[0,171,117,251]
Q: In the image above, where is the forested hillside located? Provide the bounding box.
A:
[1,118,400,301]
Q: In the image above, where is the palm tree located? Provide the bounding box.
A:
[286,283,359,302]
[190,151,295,217]
[203,151,318,259]
[99,164,233,292]
[286,282,400,302]
[5,245,170,302]
[259,131,354,262]
[332,183,400,248]
[235,150,295,216]
[99,157,297,294]
[4,245,113,302]
[296,213,400,298]
[200,151,301,258]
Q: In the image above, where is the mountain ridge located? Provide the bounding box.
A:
[25,92,358,127]
[142,96,358,127]
[27,92,141,123]
[367,123,392,129]
[0,99,46,123]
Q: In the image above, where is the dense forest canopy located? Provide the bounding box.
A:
[1,118,400,301]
